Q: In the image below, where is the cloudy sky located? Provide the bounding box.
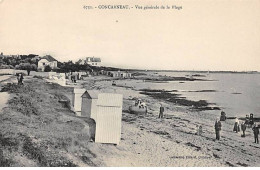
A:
[0,0,260,71]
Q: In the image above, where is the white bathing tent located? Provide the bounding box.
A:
[81,90,99,120]
[95,93,123,145]
[72,88,86,116]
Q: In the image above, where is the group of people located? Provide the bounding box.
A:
[66,72,81,83]
[143,102,259,144]
[135,99,147,109]
[215,112,259,144]
[134,99,148,114]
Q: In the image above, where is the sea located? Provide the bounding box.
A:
[137,71,260,118]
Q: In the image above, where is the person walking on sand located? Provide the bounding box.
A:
[241,121,246,137]
[233,118,240,133]
[215,119,222,140]
[159,104,164,118]
[17,73,24,85]
[252,123,259,144]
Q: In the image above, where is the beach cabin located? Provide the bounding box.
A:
[95,93,123,145]
[108,71,132,78]
[81,90,99,120]
[72,88,86,116]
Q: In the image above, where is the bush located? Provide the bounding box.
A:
[44,65,52,72]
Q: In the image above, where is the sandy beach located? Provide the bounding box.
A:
[91,76,260,167]
[0,74,260,167]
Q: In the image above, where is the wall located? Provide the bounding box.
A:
[30,71,50,77]
[90,99,98,121]
[0,69,27,75]
[14,70,28,75]
[0,69,14,75]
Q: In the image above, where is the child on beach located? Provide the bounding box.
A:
[196,125,203,136]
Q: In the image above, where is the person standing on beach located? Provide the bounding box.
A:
[233,118,240,133]
[252,123,259,144]
[196,125,203,136]
[159,104,164,118]
[241,121,246,137]
[215,119,222,140]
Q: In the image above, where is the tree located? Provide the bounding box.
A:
[15,63,38,75]
[26,64,37,75]
[44,65,52,72]
[31,64,37,71]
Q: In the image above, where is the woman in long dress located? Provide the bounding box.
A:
[233,118,240,133]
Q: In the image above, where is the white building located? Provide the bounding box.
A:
[82,57,102,66]
[38,55,58,71]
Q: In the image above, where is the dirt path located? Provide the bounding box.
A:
[0,92,9,113]
[0,75,14,113]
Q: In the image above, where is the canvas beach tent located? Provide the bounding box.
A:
[72,88,86,116]
[81,90,99,120]
[95,93,123,145]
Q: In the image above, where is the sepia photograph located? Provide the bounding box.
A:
[0,0,260,167]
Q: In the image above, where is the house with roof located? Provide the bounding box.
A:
[37,55,58,71]
[84,57,101,67]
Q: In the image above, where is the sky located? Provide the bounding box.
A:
[0,0,260,71]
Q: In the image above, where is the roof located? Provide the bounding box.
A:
[97,93,123,107]
[86,57,101,62]
[41,55,58,62]
[82,90,99,99]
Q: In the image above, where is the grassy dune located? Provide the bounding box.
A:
[0,78,97,167]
